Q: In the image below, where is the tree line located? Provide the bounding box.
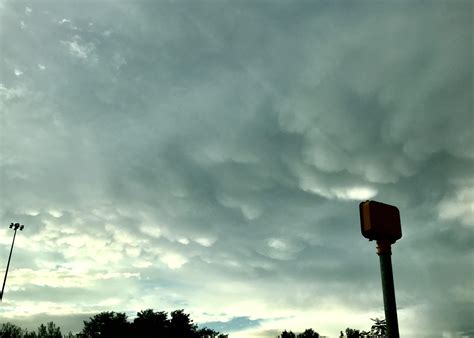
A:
[277,318,386,338]
[1,308,386,338]
[0,308,228,338]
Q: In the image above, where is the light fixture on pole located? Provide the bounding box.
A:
[1,222,25,301]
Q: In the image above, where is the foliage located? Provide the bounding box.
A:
[368,318,386,337]
[169,309,199,338]
[340,318,387,337]
[279,328,319,338]
[297,328,319,338]
[0,322,23,338]
[280,330,296,338]
[0,322,62,338]
[77,308,226,338]
[37,322,62,338]
[344,328,360,338]
[198,327,225,338]
[81,311,130,338]
[22,331,37,338]
[133,309,169,337]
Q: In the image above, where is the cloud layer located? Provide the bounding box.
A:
[1,0,473,336]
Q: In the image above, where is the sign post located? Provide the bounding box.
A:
[359,201,401,338]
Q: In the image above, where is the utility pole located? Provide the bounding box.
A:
[1,222,24,301]
[359,201,402,338]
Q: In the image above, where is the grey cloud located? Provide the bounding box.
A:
[1,0,473,336]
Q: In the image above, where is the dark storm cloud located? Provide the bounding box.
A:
[1,0,472,336]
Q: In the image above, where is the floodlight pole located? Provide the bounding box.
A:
[1,223,24,301]
[376,240,399,338]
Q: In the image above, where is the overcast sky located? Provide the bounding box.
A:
[0,0,473,336]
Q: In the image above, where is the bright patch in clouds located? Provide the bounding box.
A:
[194,237,216,247]
[333,187,378,201]
[160,253,188,269]
[62,37,96,60]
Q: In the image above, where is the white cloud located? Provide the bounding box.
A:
[257,238,305,261]
[438,185,474,227]
[61,37,96,61]
[178,238,190,245]
[298,167,377,201]
[48,209,63,218]
[0,84,27,100]
[140,225,162,238]
[194,237,216,247]
[160,253,188,269]
[332,186,378,201]
[8,268,138,289]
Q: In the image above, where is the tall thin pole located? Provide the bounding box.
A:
[1,229,17,301]
[1,223,23,302]
[377,240,400,338]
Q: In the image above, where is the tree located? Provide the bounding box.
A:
[36,322,62,338]
[81,311,130,338]
[23,331,38,338]
[297,328,319,338]
[133,309,169,337]
[280,330,296,338]
[0,322,23,338]
[169,309,198,338]
[368,318,386,337]
[198,327,221,338]
[345,328,360,338]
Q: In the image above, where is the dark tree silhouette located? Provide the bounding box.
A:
[344,328,360,338]
[0,322,23,338]
[198,327,227,338]
[132,308,169,337]
[1,309,227,338]
[339,318,386,337]
[297,328,319,338]
[280,330,296,338]
[169,309,199,338]
[81,311,130,338]
[280,328,320,338]
[23,331,37,338]
[36,322,62,338]
[368,318,386,337]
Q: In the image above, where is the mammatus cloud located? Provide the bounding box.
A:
[0,0,473,336]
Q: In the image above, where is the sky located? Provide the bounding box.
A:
[0,0,473,336]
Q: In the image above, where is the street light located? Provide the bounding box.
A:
[1,222,25,301]
[359,201,402,338]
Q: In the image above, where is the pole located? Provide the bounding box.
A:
[1,229,18,301]
[377,240,399,338]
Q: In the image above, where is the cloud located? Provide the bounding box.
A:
[61,36,96,61]
[0,0,472,336]
[438,184,474,227]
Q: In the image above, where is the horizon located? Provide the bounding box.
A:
[1,0,473,337]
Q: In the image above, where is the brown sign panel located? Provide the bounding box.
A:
[359,200,402,242]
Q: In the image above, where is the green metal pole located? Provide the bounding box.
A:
[377,241,399,338]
